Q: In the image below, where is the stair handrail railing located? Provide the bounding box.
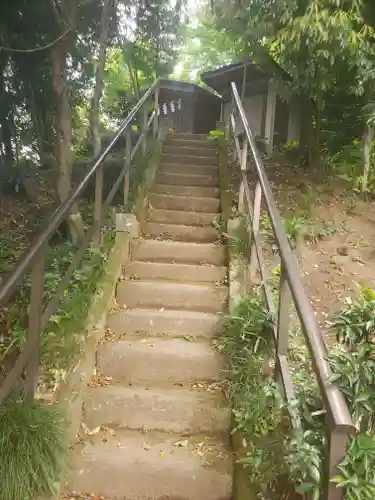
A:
[228,81,355,500]
[0,79,162,404]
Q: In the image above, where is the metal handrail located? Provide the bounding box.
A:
[0,78,159,305]
[229,81,354,500]
[0,78,162,403]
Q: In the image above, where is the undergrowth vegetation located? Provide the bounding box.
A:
[222,285,375,500]
[0,397,67,500]
[0,149,151,499]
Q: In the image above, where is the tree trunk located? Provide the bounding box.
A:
[362,123,373,195]
[299,98,321,167]
[0,58,14,170]
[126,60,140,100]
[89,0,113,158]
[51,0,84,244]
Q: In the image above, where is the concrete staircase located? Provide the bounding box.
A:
[67,134,233,499]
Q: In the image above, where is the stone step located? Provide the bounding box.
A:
[153,184,220,198]
[66,430,232,500]
[162,153,217,167]
[143,222,219,243]
[83,385,230,434]
[165,137,217,149]
[97,338,224,384]
[149,193,220,212]
[126,261,227,283]
[107,307,221,338]
[131,239,226,266]
[168,132,211,142]
[116,280,227,312]
[163,145,217,157]
[160,163,219,177]
[148,208,217,227]
[156,172,219,187]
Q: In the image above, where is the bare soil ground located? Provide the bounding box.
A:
[228,152,375,346]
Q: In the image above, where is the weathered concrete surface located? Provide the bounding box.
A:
[149,192,220,212]
[144,221,220,242]
[67,430,232,500]
[97,338,224,384]
[83,385,230,434]
[116,280,227,312]
[107,307,221,338]
[125,260,227,283]
[66,133,233,500]
[131,239,226,266]
[153,183,220,198]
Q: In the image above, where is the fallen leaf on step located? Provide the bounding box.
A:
[87,426,101,436]
[173,439,188,448]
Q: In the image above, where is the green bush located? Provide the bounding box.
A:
[221,294,291,498]
[0,397,67,500]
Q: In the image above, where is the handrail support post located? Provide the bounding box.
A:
[142,101,148,156]
[124,126,131,208]
[25,247,45,401]
[153,86,159,137]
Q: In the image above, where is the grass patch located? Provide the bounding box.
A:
[0,397,67,500]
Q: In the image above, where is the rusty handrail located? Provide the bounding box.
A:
[0,78,163,404]
[229,81,354,500]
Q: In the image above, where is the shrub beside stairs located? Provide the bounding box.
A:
[66,133,234,499]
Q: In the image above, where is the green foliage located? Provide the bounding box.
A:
[330,344,375,433]
[206,129,225,141]
[221,294,291,497]
[260,213,305,248]
[0,397,67,500]
[288,284,375,498]
[222,294,274,362]
[279,140,300,160]
[330,140,375,195]
[331,433,375,500]
[226,215,251,259]
[286,428,325,500]
[331,286,375,349]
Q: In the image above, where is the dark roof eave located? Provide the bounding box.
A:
[200,57,291,88]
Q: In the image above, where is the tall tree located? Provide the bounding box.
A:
[90,0,116,158]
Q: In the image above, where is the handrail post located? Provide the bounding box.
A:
[238,138,248,213]
[25,247,45,401]
[142,100,148,156]
[320,427,350,500]
[249,181,262,277]
[93,163,104,245]
[275,261,291,381]
[124,126,131,208]
[153,85,159,137]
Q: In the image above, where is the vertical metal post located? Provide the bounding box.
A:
[249,181,262,277]
[25,248,45,401]
[238,139,248,213]
[93,164,103,246]
[153,85,159,138]
[241,62,247,101]
[320,428,349,500]
[142,101,148,156]
[275,261,291,381]
[124,126,131,208]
